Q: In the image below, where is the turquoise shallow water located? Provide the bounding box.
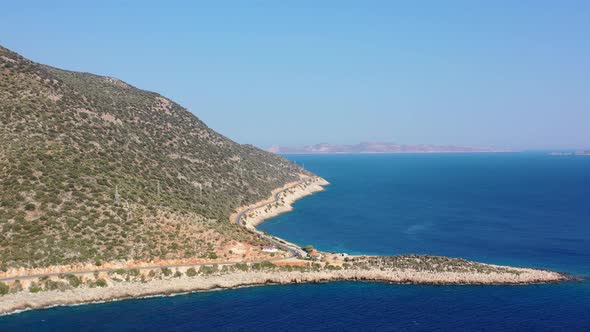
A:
[1,153,589,331]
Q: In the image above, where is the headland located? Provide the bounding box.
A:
[0,176,572,315]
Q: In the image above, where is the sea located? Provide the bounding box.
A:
[1,153,589,331]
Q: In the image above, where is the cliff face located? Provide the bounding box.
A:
[0,45,307,269]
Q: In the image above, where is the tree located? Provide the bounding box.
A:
[303,245,314,254]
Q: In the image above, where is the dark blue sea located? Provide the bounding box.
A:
[2,153,589,331]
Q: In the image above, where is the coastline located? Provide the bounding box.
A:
[0,258,572,315]
[234,175,330,229]
[0,176,574,316]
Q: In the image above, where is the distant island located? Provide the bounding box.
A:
[549,150,590,156]
[268,142,508,154]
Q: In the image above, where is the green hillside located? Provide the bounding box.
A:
[0,46,307,269]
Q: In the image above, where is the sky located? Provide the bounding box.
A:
[1,1,589,150]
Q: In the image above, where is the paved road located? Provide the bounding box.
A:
[0,180,311,282]
[234,180,309,258]
[0,256,295,282]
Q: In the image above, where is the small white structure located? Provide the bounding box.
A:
[262,245,278,253]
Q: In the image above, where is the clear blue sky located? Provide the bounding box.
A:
[1,1,588,150]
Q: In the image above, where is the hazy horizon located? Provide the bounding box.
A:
[261,141,585,152]
[1,1,588,150]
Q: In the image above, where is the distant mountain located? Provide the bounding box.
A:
[550,150,590,156]
[0,45,308,268]
[268,142,505,154]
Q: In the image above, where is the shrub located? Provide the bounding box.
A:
[24,203,36,211]
[234,263,248,271]
[161,267,172,277]
[113,269,127,275]
[65,274,81,287]
[198,265,216,275]
[186,268,197,277]
[95,278,108,287]
[12,280,23,293]
[29,282,43,293]
[44,280,68,291]
[252,261,275,270]
[0,282,9,295]
[326,264,342,271]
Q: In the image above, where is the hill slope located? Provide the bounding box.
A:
[0,46,308,269]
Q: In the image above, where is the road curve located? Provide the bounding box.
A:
[234,180,310,258]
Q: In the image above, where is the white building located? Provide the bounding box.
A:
[262,245,278,253]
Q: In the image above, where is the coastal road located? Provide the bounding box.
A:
[0,256,296,282]
[0,179,313,282]
[233,179,310,258]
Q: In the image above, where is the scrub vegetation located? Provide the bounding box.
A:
[0,45,307,269]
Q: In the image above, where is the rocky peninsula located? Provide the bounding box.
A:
[0,176,572,315]
[0,254,570,315]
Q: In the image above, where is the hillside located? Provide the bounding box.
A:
[268,142,505,154]
[0,45,308,270]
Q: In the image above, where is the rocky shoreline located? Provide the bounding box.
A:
[233,175,330,229]
[0,177,574,316]
[0,254,574,314]
[0,259,572,315]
